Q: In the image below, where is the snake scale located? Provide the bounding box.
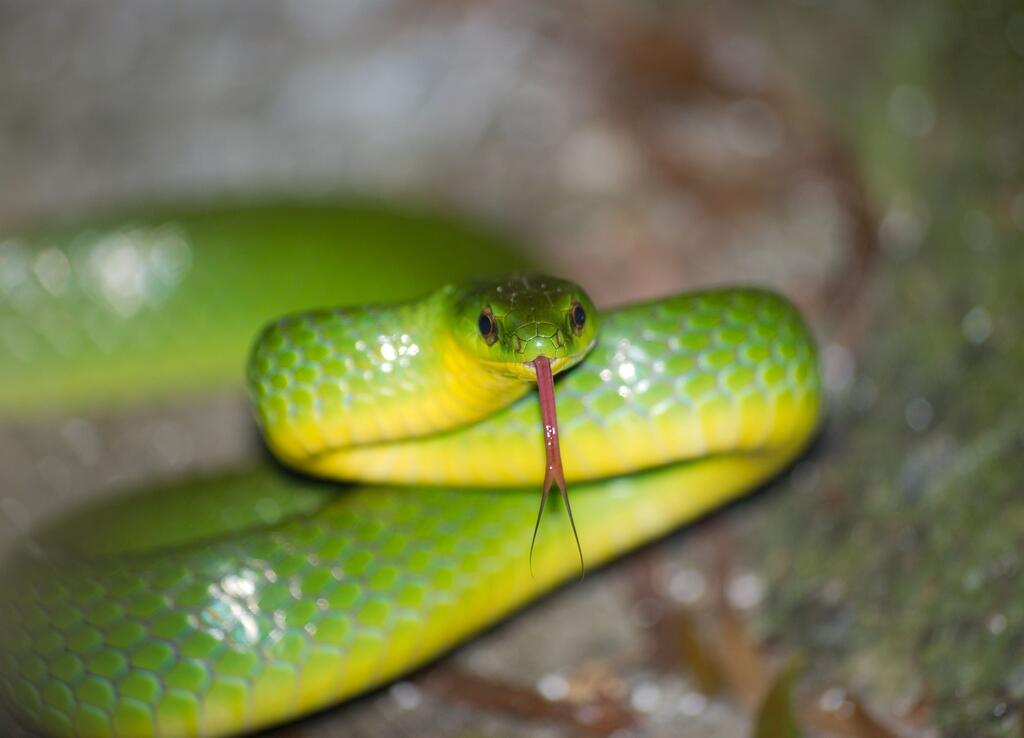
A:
[0,205,822,738]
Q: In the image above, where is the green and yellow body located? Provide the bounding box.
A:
[0,207,821,738]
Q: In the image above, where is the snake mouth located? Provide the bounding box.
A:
[518,355,572,375]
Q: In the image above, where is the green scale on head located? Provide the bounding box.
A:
[445,274,600,376]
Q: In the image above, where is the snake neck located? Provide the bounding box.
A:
[248,287,532,470]
[434,328,533,428]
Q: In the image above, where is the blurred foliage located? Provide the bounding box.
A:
[753,664,804,738]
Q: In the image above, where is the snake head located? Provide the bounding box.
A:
[446,273,595,572]
[446,274,600,380]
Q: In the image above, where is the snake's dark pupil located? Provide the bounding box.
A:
[479,313,493,337]
[573,305,586,328]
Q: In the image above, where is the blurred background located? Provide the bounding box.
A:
[2,1,1023,736]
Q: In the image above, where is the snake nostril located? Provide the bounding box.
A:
[514,336,523,353]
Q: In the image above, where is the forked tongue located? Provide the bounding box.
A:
[529,355,584,576]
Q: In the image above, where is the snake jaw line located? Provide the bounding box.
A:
[529,355,585,578]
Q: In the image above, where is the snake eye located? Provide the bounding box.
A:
[478,308,498,346]
[569,301,586,335]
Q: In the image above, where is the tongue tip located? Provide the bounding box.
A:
[531,354,583,572]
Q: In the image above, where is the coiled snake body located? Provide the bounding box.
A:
[0,234,821,738]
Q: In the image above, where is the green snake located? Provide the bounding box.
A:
[0,205,822,738]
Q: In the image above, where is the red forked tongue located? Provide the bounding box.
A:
[530,355,584,576]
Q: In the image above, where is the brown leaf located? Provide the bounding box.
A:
[423,665,635,737]
[800,692,908,738]
[705,525,773,710]
[672,609,725,695]
[712,598,773,710]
